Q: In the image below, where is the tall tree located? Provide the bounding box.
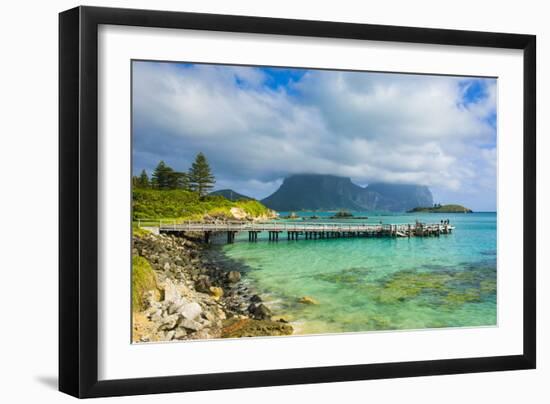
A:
[188,152,215,196]
[172,171,190,190]
[151,160,175,190]
[136,169,150,189]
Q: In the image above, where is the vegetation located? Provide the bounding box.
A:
[188,152,215,196]
[132,152,272,222]
[132,152,213,193]
[132,221,151,237]
[407,204,473,213]
[332,209,353,218]
[150,160,188,190]
[315,267,495,310]
[133,169,150,189]
[132,188,271,221]
[132,255,160,311]
[280,212,299,219]
[221,317,293,338]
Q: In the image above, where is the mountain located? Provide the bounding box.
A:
[209,189,253,201]
[261,174,433,212]
[365,183,435,212]
[261,175,369,211]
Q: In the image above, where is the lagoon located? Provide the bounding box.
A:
[217,212,497,335]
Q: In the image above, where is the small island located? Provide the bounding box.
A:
[330,209,354,219]
[329,209,370,220]
[407,204,473,213]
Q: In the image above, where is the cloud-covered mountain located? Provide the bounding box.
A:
[261,174,433,212]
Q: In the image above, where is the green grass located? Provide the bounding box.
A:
[132,188,272,221]
[132,255,160,312]
[132,222,152,237]
[235,199,272,217]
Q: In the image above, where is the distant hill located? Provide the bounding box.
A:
[261,174,433,212]
[407,204,473,213]
[209,189,253,201]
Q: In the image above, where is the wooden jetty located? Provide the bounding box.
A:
[138,220,455,244]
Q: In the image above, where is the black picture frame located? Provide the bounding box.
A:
[59,5,536,398]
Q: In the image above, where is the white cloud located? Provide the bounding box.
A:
[132,62,497,209]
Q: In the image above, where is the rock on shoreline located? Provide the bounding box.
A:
[132,232,292,342]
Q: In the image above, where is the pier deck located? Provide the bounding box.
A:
[138,220,454,243]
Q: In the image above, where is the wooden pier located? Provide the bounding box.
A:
[139,220,455,244]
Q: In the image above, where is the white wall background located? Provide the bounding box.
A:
[0,0,546,402]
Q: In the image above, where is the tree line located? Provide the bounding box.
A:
[133,152,215,197]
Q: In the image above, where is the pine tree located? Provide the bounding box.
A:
[188,152,215,196]
[172,171,190,190]
[151,161,175,190]
[136,169,150,189]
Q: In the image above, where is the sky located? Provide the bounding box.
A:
[132,61,497,211]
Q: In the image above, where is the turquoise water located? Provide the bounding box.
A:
[219,212,496,334]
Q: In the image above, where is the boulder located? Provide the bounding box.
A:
[179,318,202,332]
[250,294,262,303]
[209,286,224,300]
[227,271,241,283]
[163,279,180,304]
[248,303,272,320]
[149,309,162,322]
[256,304,272,319]
[158,314,179,331]
[204,310,218,322]
[217,308,227,320]
[298,296,319,305]
[230,207,248,220]
[144,298,162,314]
[179,302,202,321]
[195,276,212,293]
[167,300,186,315]
[174,328,187,340]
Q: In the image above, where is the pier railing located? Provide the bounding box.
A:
[137,219,454,236]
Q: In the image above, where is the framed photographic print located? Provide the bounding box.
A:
[59,6,536,398]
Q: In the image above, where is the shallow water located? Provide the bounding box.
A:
[218,212,497,334]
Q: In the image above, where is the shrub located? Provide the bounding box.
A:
[132,255,160,312]
[132,189,271,221]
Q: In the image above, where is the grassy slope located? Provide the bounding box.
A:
[408,204,473,213]
[132,188,272,221]
[132,255,160,311]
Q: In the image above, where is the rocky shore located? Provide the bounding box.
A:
[132,231,292,342]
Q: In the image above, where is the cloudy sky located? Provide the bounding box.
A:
[132,61,497,211]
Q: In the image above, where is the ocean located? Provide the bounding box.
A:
[215,212,497,335]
